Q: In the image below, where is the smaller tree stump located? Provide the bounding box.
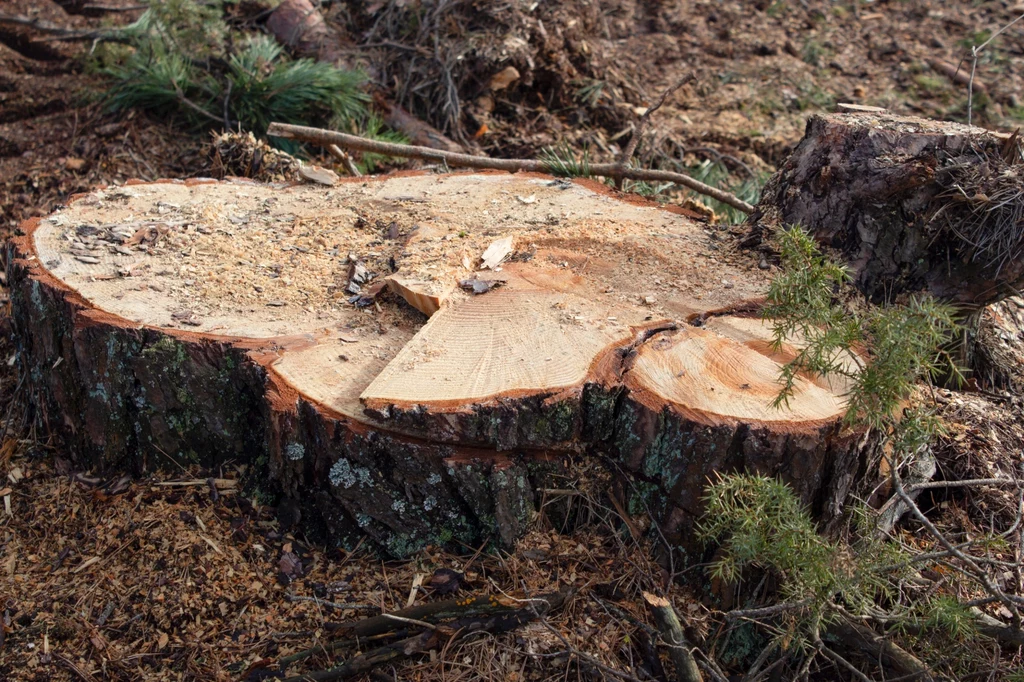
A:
[753,112,1024,309]
[7,172,865,557]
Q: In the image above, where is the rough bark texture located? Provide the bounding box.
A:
[6,174,868,558]
[752,112,1024,309]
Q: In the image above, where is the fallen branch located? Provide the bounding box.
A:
[970,608,1024,647]
[0,13,130,43]
[279,593,537,667]
[279,588,569,682]
[724,599,812,621]
[152,478,237,489]
[266,122,755,214]
[643,592,703,682]
[827,619,934,681]
[875,447,937,535]
[323,593,515,638]
[905,476,1024,492]
[327,144,362,177]
[928,59,986,94]
[265,0,464,152]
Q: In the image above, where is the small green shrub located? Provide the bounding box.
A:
[701,473,978,655]
[540,142,593,178]
[763,225,961,430]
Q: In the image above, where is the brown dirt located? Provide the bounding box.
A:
[338,0,1024,171]
[3,1,1024,681]
[7,1,1024,230]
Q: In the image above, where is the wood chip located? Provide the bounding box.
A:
[480,236,514,270]
[200,535,224,555]
[460,277,505,295]
[298,164,339,186]
[73,556,101,573]
[489,65,520,91]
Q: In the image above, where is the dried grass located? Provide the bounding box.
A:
[930,138,1024,276]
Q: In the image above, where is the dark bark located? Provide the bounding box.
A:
[751,113,1024,309]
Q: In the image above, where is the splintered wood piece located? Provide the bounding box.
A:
[642,593,703,682]
[385,274,453,316]
[480,235,513,269]
[298,164,338,186]
[10,171,864,558]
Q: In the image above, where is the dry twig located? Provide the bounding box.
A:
[614,74,696,187]
[0,13,129,43]
[267,122,755,214]
[643,592,703,682]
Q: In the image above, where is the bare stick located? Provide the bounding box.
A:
[643,592,703,682]
[614,74,696,187]
[905,477,1023,492]
[967,11,1024,126]
[724,599,812,621]
[327,144,362,177]
[81,4,148,11]
[267,122,755,214]
[0,13,130,43]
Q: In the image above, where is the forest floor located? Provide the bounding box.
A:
[3,0,1024,680]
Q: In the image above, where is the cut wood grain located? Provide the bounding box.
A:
[7,171,862,556]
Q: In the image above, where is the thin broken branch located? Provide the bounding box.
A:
[267,122,755,214]
[0,13,130,43]
[279,588,569,682]
[828,620,934,682]
[614,74,695,187]
[643,592,703,682]
[327,144,362,176]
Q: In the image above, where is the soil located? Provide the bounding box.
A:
[3,1,1024,681]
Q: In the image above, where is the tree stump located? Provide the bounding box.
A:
[752,112,1024,309]
[6,172,863,557]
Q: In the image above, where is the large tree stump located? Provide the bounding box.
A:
[753,112,1024,309]
[6,172,863,557]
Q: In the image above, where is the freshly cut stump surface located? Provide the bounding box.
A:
[8,172,864,557]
